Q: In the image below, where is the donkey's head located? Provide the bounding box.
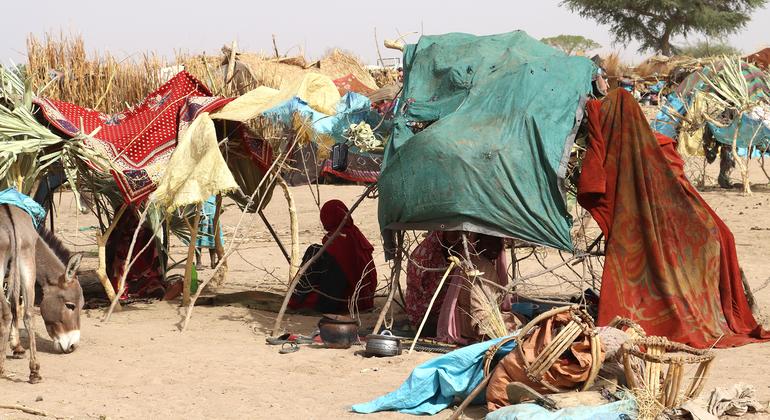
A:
[36,228,85,354]
[40,253,84,353]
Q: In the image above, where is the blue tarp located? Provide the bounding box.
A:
[707,113,770,150]
[651,93,686,139]
[0,188,46,228]
[262,92,372,144]
[486,400,636,420]
[351,336,517,415]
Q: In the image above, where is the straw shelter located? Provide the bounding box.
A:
[223,47,379,95]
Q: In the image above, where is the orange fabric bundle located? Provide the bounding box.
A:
[485,313,605,411]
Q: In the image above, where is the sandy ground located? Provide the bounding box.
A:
[3,166,770,419]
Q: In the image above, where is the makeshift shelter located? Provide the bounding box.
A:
[378,31,594,252]
[654,60,770,149]
[223,48,378,95]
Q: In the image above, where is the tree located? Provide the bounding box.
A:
[541,35,601,55]
[560,0,767,56]
[679,40,742,58]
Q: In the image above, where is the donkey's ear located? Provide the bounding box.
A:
[65,253,83,282]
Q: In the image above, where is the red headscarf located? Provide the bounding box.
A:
[320,200,377,311]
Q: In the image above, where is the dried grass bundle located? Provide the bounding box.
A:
[228,48,378,94]
[25,32,218,114]
[468,284,509,339]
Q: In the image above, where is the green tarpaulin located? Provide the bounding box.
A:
[377,31,594,251]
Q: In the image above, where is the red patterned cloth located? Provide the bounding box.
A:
[320,157,380,183]
[333,74,375,96]
[405,232,448,326]
[578,89,769,348]
[34,71,231,203]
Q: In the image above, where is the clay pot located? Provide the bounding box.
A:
[317,314,359,349]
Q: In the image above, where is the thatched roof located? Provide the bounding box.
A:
[223,47,379,94]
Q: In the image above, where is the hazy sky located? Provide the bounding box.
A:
[3,1,770,65]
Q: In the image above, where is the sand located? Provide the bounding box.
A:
[3,172,770,419]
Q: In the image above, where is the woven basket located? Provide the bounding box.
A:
[483,305,601,392]
[620,336,715,408]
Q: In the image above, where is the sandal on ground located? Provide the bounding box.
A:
[279,342,299,354]
[266,333,292,345]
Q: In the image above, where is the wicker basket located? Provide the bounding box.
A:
[483,305,601,392]
[620,336,715,408]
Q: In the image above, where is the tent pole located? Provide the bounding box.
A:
[95,204,126,302]
[277,176,300,279]
[183,205,202,307]
[258,210,291,263]
[372,231,404,335]
[210,194,229,286]
[408,256,458,353]
[271,184,375,335]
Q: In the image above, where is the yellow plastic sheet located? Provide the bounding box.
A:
[150,112,238,212]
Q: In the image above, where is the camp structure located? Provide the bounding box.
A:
[651,57,770,192]
[366,30,767,352]
[0,54,392,322]
[218,46,392,186]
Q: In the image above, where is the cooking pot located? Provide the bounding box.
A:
[365,330,402,357]
[318,314,359,349]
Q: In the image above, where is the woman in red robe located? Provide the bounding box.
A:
[289,200,377,313]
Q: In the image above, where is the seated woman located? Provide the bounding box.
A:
[405,231,453,336]
[289,200,377,313]
[437,233,518,344]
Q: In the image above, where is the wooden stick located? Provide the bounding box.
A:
[180,148,293,332]
[408,256,459,354]
[183,204,202,307]
[448,375,492,420]
[258,210,291,263]
[372,232,404,335]
[224,40,238,86]
[271,185,376,335]
[210,194,228,286]
[95,203,126,302]
[0,403,50,417]
[103,205,151,322]
[276,176,300,279]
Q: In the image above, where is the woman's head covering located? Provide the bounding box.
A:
[320,199,352,233]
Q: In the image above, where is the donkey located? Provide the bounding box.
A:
[0,204,83,383]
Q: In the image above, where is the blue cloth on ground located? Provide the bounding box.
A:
[651,93,686,139]
[0,188,47,228]
[486,399,636,420]
[351,336,517,415]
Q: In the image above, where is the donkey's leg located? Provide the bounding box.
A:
[0,262,11,376]
[0,294,10,377]
[19,254,40,383]
[10,299,25,358]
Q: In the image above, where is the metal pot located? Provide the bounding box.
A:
[365,330,402,357]
[317,314,359,349]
